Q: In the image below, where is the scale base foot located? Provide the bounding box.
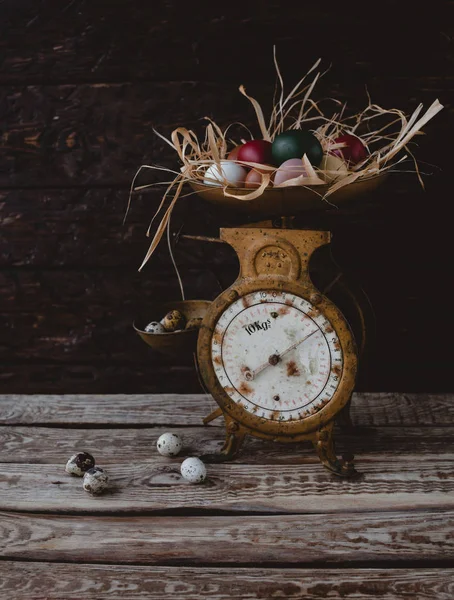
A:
[313,424,361,479]
[200,422,245,464]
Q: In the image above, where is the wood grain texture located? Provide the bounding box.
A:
[0,82,256,187]
[1,1,453,83]
[1,457,453,514]
[0,188,238,268]
[1,562,453,599]
[0,364,203,394]
[1,511,453,564]
[0,425,452,464]
[0,80,448,187]
[0,270,223,365]
[0,393,452,426]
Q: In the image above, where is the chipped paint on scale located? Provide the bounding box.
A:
[211,290,343,422]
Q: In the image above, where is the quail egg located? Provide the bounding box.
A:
[144,321,166,334]
[157,433,183,457]
[83,467,109,495]
[180,457,207,484]
[185,317,203,330]
[161,310,186,332]
[65,451,95,477]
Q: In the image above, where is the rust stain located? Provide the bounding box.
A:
[307,309,319,319]
[334,341,341,351]
[239,381,253,395]
[270,410,280,420]
[242,296,250,308]
[213,355,222,366]
[325,326,334,333]
[252,405,258,413]
[224,386,235,394]
[286,361,300,377]
[332,364,342,376]
[278,305,290,316]
[213,332,222,346]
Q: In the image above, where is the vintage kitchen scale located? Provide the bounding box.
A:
[136,177,386,478]
[196,223,358,477]
[192,179,386,478]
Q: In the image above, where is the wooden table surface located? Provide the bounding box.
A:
[0,393,453,599]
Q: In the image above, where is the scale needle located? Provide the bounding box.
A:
[244,328,319,381]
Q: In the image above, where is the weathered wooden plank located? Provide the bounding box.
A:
[1,562,453,600]
[0,425,452,464]
[0,393,452,426]
[1,1,453,83]
[0,188,238,268]
[1,511,453,564]
[0,81,448,187]
[0,458,453,514]
[0,365,204,394]
[0,82,255,187]
[0,273,222,365]
[0,183,443,270]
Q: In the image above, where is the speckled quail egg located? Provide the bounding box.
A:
[82,467,109,495]
[180,457,207,484]
[157,433,183,457]
[160,309,186,332]
[185,317,203,330]
[65,452,95,477]
[144,321,166,334]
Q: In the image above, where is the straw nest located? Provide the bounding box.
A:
[127,51,443,271]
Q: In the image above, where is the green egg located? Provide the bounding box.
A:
[272,130,323,167]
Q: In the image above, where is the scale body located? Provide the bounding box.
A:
[197,226,359,477]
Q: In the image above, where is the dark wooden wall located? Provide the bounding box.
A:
[1,0,453,393]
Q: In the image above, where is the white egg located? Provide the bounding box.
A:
[180,457,207,483]
[320,154,349,182]
[203,160,247,188]
[144,321,166,334]
[157,433,183,457]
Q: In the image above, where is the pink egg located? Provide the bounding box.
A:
[274,158,308,186]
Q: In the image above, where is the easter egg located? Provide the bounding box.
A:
[237,140,273,165]
[203,160,247,187]
[272,130,323,167]
[227,145,242,161]
[331,134,368,165]
[244,166,273,189]
[320,154,349,182]
[274,158,308,186]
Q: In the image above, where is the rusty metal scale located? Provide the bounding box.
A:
[196,219,362,478]
[136,177,387,477]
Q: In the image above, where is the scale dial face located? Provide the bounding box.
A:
[211,290,343,422]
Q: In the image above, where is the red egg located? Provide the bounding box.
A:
[227,145,243,161]
[238,140,273,165]
[331,134,368,165]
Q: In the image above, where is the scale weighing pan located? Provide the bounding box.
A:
[189,173,388,217]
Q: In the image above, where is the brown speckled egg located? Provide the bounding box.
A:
[161,310,186,332]
[65,452,95,476]
[185,317,203,330]
[83,467,109,495]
